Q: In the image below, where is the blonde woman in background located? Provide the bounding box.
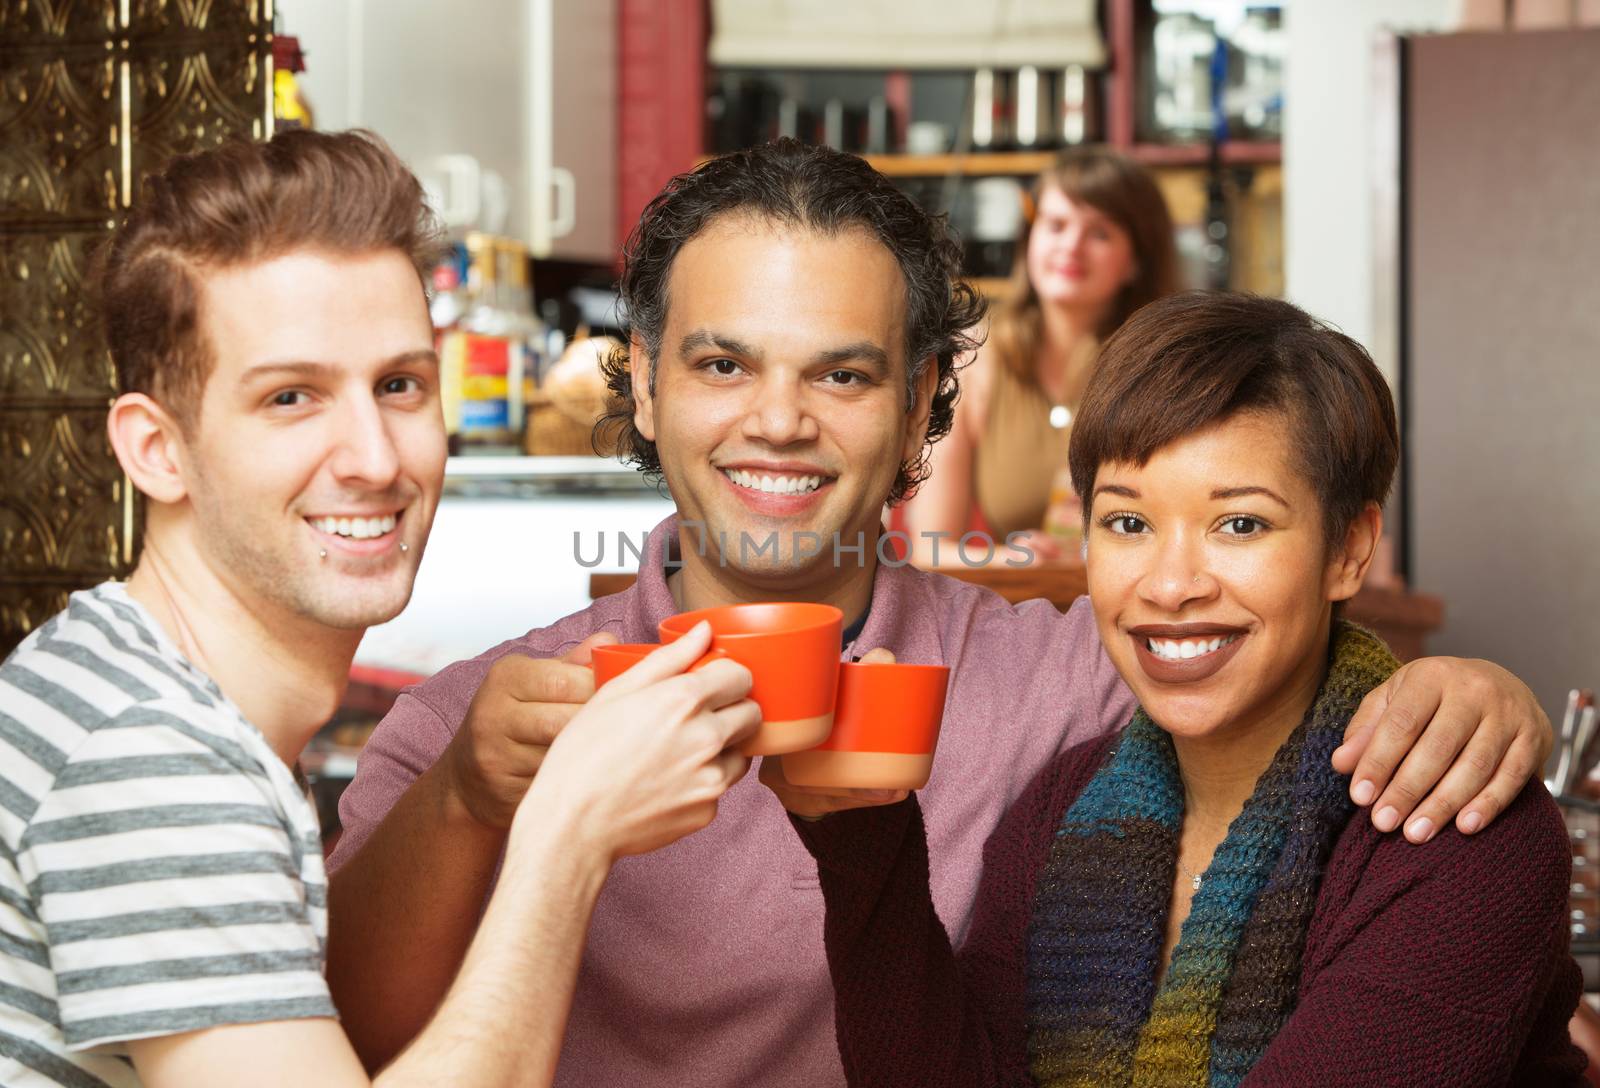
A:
[904,148,1180,566]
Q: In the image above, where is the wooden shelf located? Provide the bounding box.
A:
[861,151,1058,177]
[858,141,1279,178]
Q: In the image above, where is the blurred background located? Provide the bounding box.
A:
[3,0,1597,965]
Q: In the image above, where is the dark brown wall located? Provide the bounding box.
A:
[0,0,271,654]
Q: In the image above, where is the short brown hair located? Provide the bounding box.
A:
[596,139,985,506]
[1069,292,1399,546]
[96,129,441,429]
[989,147,1180,387]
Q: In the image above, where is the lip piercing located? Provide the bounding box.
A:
[322,543,403,558]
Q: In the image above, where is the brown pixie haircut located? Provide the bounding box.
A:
[989,147,1179,387]
[95,129,440,431]
[596,138,985,506]
[1068,291,1399,548]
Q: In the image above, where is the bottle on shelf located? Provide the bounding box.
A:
[439,233,548,453]
[428,242,470,332]
[459,233,505,335]
[1059,65,1095,146]
[271,35,313,130]
[1013,66,1050,150]
[865,95,892,154]
[1224,6,1284,140]
[970,68,1012,151]
[964,176,1024,280]
[1145,11,1218,143]
[502,240,548,430]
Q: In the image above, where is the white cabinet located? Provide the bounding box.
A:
[284,0,616,261]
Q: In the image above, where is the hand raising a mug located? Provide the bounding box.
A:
[437,633,621,830]
[520,621,761,859]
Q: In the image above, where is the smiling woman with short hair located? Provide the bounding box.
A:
[783,291,1586,1086]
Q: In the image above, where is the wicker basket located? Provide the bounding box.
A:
[524,386,617,457]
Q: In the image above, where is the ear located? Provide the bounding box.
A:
[629,334,657,443]
[900,354,939,465]
[1325,502,1383,603]
[106,393,191,506]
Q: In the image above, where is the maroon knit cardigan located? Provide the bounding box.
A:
[794,731,1588,1087]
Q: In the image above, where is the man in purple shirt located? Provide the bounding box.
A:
[325,140,1552,1086]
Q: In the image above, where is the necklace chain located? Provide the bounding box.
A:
[1177,856,1203,892]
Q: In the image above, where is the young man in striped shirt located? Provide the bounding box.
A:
[0,130,760,1088]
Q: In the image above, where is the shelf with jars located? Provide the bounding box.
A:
[702,3,1283,166]
[694,1,1284,293]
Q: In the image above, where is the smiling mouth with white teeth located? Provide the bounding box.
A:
[1146,634,1241,661]
[308,513,398,540]
[722,468,828,496]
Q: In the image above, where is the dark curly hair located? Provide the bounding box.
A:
[596,138,986,506]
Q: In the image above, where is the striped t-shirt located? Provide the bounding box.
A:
[0,583,336,1088]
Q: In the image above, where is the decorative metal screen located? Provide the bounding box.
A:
[0,0,271,654]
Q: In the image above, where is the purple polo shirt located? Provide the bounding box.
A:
[331,516,1135,1087]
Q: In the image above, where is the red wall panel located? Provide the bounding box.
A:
[617,0,707,268]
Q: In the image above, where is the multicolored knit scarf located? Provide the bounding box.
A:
[1025,623,1399,1087]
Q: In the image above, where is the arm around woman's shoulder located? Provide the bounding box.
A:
[790,733,1116,1087]
[1246,781,1587,1087]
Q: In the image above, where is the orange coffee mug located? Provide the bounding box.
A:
[780,661,950,790]
[589,642,728,689]
[659,602,843,756]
